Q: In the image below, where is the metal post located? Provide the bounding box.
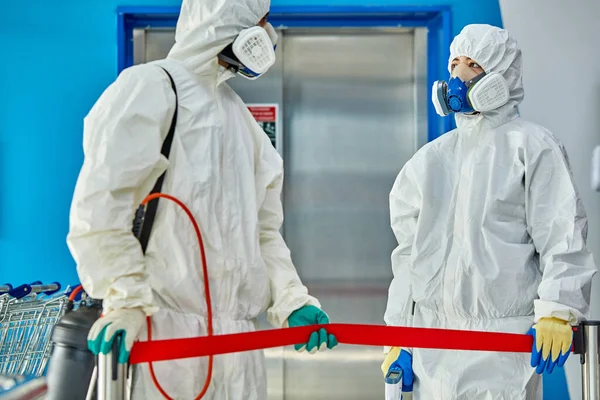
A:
[85,366,97,400]
[575,321,600,400]
[96,334,127,400]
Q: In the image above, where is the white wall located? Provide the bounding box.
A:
[499,1,600,398]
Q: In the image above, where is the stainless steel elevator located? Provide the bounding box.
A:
[133,26,427,399]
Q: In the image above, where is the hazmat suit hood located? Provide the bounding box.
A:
[167,0,270,77]
[449,24,524,130]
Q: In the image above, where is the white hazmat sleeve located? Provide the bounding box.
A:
[256,136,320,328]
[385,161,421,330]
[527,139,597,324]
[67,65,176,315]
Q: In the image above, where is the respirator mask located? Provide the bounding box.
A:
[218,23,278,80]
[432,63,510,116]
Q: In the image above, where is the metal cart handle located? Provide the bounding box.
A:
[29,282,62,295]
[0,284,13,294]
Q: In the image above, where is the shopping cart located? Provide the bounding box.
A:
[0,374,47,400]
[0,282,69,377]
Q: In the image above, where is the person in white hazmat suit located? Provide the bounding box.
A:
[381,24,597,399]
[66,0,338,398]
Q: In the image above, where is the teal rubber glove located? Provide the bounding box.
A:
[87,308,145,364]
[287,305,338,353]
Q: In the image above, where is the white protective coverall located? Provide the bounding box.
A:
[67,0,321,398]
[384,24,597,399]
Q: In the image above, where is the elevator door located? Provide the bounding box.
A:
[280,29,417,400]
[132,25,425,399]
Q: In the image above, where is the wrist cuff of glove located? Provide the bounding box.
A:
[103,305,156,317]
[534,300,581,325]
[384,347,413,355]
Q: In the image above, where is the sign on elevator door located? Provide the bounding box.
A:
[247,104,278,149]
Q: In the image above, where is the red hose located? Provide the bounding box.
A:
[69,285,83,302]
[141,193,213,400]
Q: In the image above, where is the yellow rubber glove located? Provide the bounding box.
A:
[381,346,401,377]
[529,317,573,374]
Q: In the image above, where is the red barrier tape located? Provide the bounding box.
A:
[129,323,534,365]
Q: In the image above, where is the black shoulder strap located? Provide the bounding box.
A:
[133,67,178,254]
